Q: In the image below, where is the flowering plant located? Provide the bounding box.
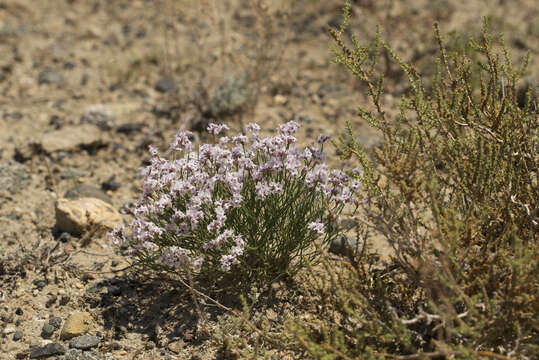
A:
[109,121,358,288]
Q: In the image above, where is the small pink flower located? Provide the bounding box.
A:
[308,221,325,235]
[317,133,331,144]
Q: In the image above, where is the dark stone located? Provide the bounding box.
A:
[15,307,23,315]
[49,317,62,329]
[64,184,112,204]
[13,331,23,341]
[29,343,66,358]
[41,324,56,338]
[69,335,100,350]
[155,77,176,93]
[49,115,63,129]
[59,295,71,306]
[135,27,147,38]
[329,235,360,257]
[101,177,121,192]
[33,279,47,289]
[45,294,58,308]
[107,285,121,296]
[59,232,71,243]
[116,122,144,134]
[38,68,64,85]
[81,73,89,86]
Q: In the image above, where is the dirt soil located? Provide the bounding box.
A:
[0,0,537,359]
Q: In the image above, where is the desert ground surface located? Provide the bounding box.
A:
[0,0,537,359]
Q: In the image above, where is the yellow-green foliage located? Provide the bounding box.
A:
[288,2,537,359]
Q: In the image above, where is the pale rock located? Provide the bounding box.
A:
[60,312,95,340]
[80,104,116,130]
[35,124,104,154]
[273,94,288,106]
[55,197,122,235]
[167,340,185,354]
[3,325,16,335]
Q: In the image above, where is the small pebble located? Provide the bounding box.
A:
[59,232,71,243]
[59,295,71,306]
[101,177,121,191]
[69,335,100,350]
[13,330,23,341]
[33,279,47,289]
[41,324,56,339]
[155,76,176,93]
[49,317,62,329]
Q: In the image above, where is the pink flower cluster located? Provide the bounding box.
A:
[109,121,358,275]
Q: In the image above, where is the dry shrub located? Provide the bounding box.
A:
[286,2,538,359]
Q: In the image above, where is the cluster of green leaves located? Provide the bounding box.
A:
[287,1,538,359]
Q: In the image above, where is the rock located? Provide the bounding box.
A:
[59,232,71,243]
[80,105,116,130]
[116,122,144,134]
[60,312,95,340]
[59,295,71,306]
[49,317,62,329]
[15,307,23,315]
[55,197,122,235]
[33,279,47,289]
[13,143,37,163]
[65,184,112,204]
[329,235,360,257]
[69,335,100,350]
[0,162,31,196]
[41,324,56,339]
[38,68,64,85]
[3,324,16,334]
[101,177,121,192]
[45,295,57,308]
[155,76,177,93]
[29,343,66,358]
[273,94,288,106]
[167,340,185,354]
[13,330,23,341]
[34,124,104,154]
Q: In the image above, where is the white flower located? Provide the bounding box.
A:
[308,221,325,235]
